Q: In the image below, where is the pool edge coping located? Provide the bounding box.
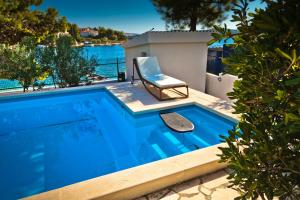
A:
[23,143,228,200]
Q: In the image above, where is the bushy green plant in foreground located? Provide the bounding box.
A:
[211,0,300,199]
[0,37,48,92]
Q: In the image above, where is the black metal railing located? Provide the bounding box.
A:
[95,57,126,78]
[206,45,234,75]
[0,57,126,91]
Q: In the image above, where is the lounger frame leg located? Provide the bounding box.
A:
[142,81,189,101]
[159,88,162,100]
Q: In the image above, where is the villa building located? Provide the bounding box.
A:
[80,28,98,38]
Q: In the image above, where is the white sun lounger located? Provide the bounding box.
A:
[132,57,189,100]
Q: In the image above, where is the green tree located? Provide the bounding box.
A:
[0,37,49,92]
[68,23,81,42]
[97,27,107,38]
[94,27,127,42]
[210,0,300,199]
[101,37,108,43]
[36,36,57,87]
[152,0,234,31]
[39,36,97,87]
[115,30,127,41]
[0,0,68,44]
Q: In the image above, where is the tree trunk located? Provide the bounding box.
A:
[189,16,197,31]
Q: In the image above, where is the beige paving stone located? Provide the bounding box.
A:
[135,196,148,200]
[172,178,201,195]
[141,170,241,200]
[147,188,170,200]
[180,193,206,200]
[199,185,212,196]
[211,187,240,200]
[201,170,229,189]
[160,191,180,200]
[107,82,239,121]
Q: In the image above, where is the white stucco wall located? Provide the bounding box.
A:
[148,43,208,92]
[205,73,238,101]
[125,45,151,81]
[123,31,212,92]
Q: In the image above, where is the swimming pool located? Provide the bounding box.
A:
[0,88,235,199]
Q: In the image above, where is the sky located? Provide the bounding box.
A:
[35,0,266,34]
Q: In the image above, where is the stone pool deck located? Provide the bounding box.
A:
[107,82,238,121]
[135,169,239,200]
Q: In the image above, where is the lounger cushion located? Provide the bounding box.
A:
[135,57,187,88]
[136,57,162,77]
[144,74,186,88]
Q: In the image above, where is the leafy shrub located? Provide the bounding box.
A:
[0,37,49,92]
[211,0,300,199]
[39,36,97,87]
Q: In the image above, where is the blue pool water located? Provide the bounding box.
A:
[0,89,235,199]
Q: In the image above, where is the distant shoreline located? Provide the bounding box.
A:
[74,42,124,47]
